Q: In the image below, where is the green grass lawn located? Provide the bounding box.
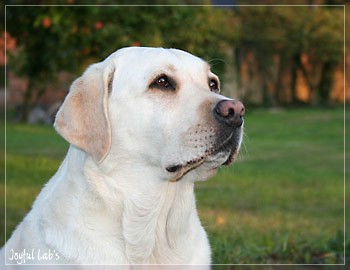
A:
[2,107,348,265]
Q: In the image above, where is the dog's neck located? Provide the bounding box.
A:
[38,146,206,264]
[88,150,201,264]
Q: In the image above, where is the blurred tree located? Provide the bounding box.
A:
[5,2,237,121]
[5,4,117,121]
[286,6,343,105]
[236,5,343,106]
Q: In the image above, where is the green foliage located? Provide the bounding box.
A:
[237,6,343,63]
[235,5,343,105]
[6,5,237,81]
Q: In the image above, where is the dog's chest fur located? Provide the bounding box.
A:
[122,181,199,264]
[28,149,211,265]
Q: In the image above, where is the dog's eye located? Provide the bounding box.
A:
[209,79,219,93]
[151,75,176,91]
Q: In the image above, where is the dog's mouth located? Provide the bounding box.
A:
[166,130,241,182]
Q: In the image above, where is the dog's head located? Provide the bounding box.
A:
[54,47,244,182]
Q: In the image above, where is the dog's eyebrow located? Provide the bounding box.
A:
[205,63,212,74]
[166,64,177,73]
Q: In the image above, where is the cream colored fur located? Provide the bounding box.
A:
[1,47,243,269]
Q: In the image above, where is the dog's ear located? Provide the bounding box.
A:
[54,62,115,162]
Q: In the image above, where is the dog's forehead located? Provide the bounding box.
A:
[108,47,211,75]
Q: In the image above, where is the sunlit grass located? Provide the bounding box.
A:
[196,107,346,264]
[3,107,347,264]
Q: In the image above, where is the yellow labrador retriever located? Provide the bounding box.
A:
[2,47,244,267]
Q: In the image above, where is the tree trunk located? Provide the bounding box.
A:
[18,81,35,122]
[318,61,334,105]
[294,54,322,106]
[290,54,299,104]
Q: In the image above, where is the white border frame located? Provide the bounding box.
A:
[3,3,347,268]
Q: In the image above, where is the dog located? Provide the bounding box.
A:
[1,47,244,268]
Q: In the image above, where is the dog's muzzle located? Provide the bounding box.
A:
[212,99,245,165]
[166,99,245,181]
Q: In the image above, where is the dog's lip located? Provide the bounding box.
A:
[167,131,240,181]
[208,131,240,166]
[167,154,206,181]
[166,164,183,173]
[222,147,238,166]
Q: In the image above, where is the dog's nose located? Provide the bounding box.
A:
[214,100,245,127]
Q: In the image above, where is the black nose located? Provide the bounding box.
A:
[214,100,245,127]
